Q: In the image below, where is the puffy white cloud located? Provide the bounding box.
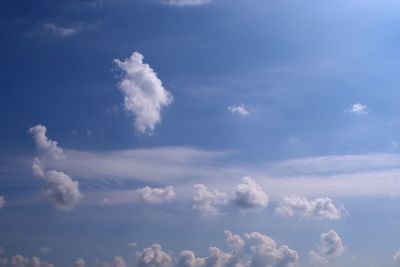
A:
[350,103,368,115]
[275,197,343,220]
[29,125,64,160]
[74,258,86,267]
[231,177,268,210]
[138,244,175,267]
[0,196,5,209]
[135,186,176,204]
[162,0,211,6]
[227,104,250,117]
[114,52,173,134]
[308,230,345,266]
[393,250,400,265]
[320,230,345,256]
[193,184,227,216]
[177,251,205,267]
[41,170,82,211]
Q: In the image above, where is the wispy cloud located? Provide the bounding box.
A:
[44,23,78,37]
[227,104,251,117]
[162,0,212,7]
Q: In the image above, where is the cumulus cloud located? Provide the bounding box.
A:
[74,258,86,267]
[350,103,368,115]
[29,125,64,160]
[138,244,175,267]
[309,230,345,266]
[231,177,268,210]
[162,0,211,6]
[275,197,343,220]
[393,250,400,265]
[320,230,345,256]
[0,255,54,267]
[41,170,82,211]
[135,186,176,204]
[114,52,173,133]
[30,125,82,211]
[193,184,227,216]
[0,196,5,209]
[140,231,298,267]
[227,104,251,117]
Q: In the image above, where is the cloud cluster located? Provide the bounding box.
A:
[193,184,227,216]
[0,255,54,267]
[192,177,269,216]
[114,52,173,133]
[231,177,269,211]
[227,104,250,117]
[135,186,176,204]
[30,125,82,211]
[393,250,400,265]
[137,231,298,267]
[309,230,345,266]
[275,197,343,220]
[29,125,64,160]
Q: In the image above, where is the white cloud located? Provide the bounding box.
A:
[393,250,400,265]
[140,231,297,267]
[114,52,173,133]
[111,257,127,267]
[162,0,211,7]
[138,244,175,267]
[350,103,368,115]
[74,258,86,267]
[0,196,5,209]
[227,104,250,117]
[44,23,77,37]
[319,230,345,256]
[275,197,343,220]
[29,125,64,160]
[193,184,227,216]
[231,177,268,210]
[135,186,176,204]
[308,230,345,266]
[41,170,83,211]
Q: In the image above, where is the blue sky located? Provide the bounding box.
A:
[1,0,400,267]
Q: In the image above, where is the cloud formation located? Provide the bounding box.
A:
[275,197,343,220]
[138,244,174,267]
[350,103,368,115]
[393,250,400,265]
[309,230,345,266]
[138,231,298,267]
[231,177,269,210]
[29,125,64,159]
[193,184,227,216]
[44,23,77,37]
[114,52,173,133]
[0,255,54,267]
[227,104,251,117]
[30,125,82,211]
[135,186,176,204]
